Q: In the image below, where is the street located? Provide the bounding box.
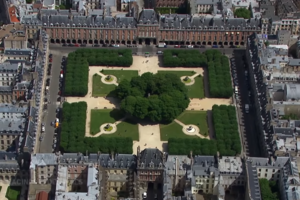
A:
[0,0,10,24]
[38,53,62,153]
[49,44,240,56]
[232,50,261,157]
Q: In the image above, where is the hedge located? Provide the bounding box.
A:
[213,105,241,156]
[168,105,241,156]
[205,50,232,98]
[65,49,133,96]
[163,50,207,67]
[60,102,133,154]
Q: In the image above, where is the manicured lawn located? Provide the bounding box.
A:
[157,71,204,98]
[160,122,198,141]
[177,111,209,136]
[90,109,139,140]
[90,109,124,135]
[102,119,139,140]
[5,186,21,200]
[101,70,139,83]
[187,75,205,98]
[92,74,116,97]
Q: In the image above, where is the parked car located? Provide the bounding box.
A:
[93,44,100,47]
[39,136,44,141]
[49,54,53,58]
[62,43,67,46]
[180,45,187,48]
[74,43,79,47]
[187,45,193,48]
[174,45,180,48]
[102,44,108,47]
[68,44,75,47]
[194,45,200,48]
[80,44,87,47]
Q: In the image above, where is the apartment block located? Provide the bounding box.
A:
[0,24,28,51]
[246,156,300,200]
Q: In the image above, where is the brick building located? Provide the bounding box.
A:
[136,147,165,189]
[22,8,261,46]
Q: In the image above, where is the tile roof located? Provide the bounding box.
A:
[9,6,19,23]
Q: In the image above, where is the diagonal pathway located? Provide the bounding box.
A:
[89,117,127,137]
[174,119,209,139]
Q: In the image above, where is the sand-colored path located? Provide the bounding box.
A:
[88,117,126,137]
[180,73,200,86]
[133,124,164,155]
[187,98,232,110]
[0,183,9,200]
[174,119,209,139]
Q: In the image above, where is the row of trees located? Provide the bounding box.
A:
[259,179,279,200]
[205,50,232,98]
[163,50,207,67]
[212,105,241,156]
[168,138,217,155]
[64,54,89,96]
[73,49,133,66]
[115,73,190,122]
[60,102,133,154]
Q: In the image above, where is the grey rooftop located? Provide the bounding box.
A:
[30,153,58,169]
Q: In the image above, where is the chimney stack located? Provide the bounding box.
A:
[190,150,193,166]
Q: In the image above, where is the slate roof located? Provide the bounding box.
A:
[30,153,58,169]
[160,15,261,30]
[138,148,164,169]
[246,160,261,200]
[192,156,219,176]
[4,49,32,56]
[0,62,19,73]
[40,14,137,28]
[99,154,136,169]
[138,9,158,24]
[0,152,19,169]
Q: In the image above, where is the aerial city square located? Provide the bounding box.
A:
[0,0,299,199]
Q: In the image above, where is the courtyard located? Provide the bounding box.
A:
[65,55,232,153]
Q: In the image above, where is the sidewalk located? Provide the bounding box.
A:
[0,183,9,200]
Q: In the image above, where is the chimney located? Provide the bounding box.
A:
[21,159,24,167]
[111,151,114,160]
[8,122,12,127]
[190,150,193,166]
[5,155,7,160]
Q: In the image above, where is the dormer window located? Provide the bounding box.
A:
[50,23,53,26]
[77,23,81,27]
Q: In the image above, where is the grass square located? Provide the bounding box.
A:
[5,186,21,200]
[160,122,198,141]
[187,75,204,98]
[90,109,124,135]
[92,74,116,97]
[157,70,204,98]
[104,119,139,140]
[101,70,139,83]
[90,109,139,140]
[177,111,209,136]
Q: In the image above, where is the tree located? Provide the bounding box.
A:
[259,179,279,200]
[116,73,190,123]
[234,8,251,19]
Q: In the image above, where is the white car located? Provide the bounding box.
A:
[113,44,120,47]
[56,118,59,123]
[41,126,45,132]
[187,45,194,48]
[142,192,147,199]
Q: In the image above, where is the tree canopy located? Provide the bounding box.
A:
[115,72,190,123]
[205,50,232,98]
[259,179,279,200]
[213,105,241,156]
[65,49,133,97]
[234,8,251,19]
[60,102,133,154]
[163,50,207,67]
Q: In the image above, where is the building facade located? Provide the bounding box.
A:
[21,8,261,46]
